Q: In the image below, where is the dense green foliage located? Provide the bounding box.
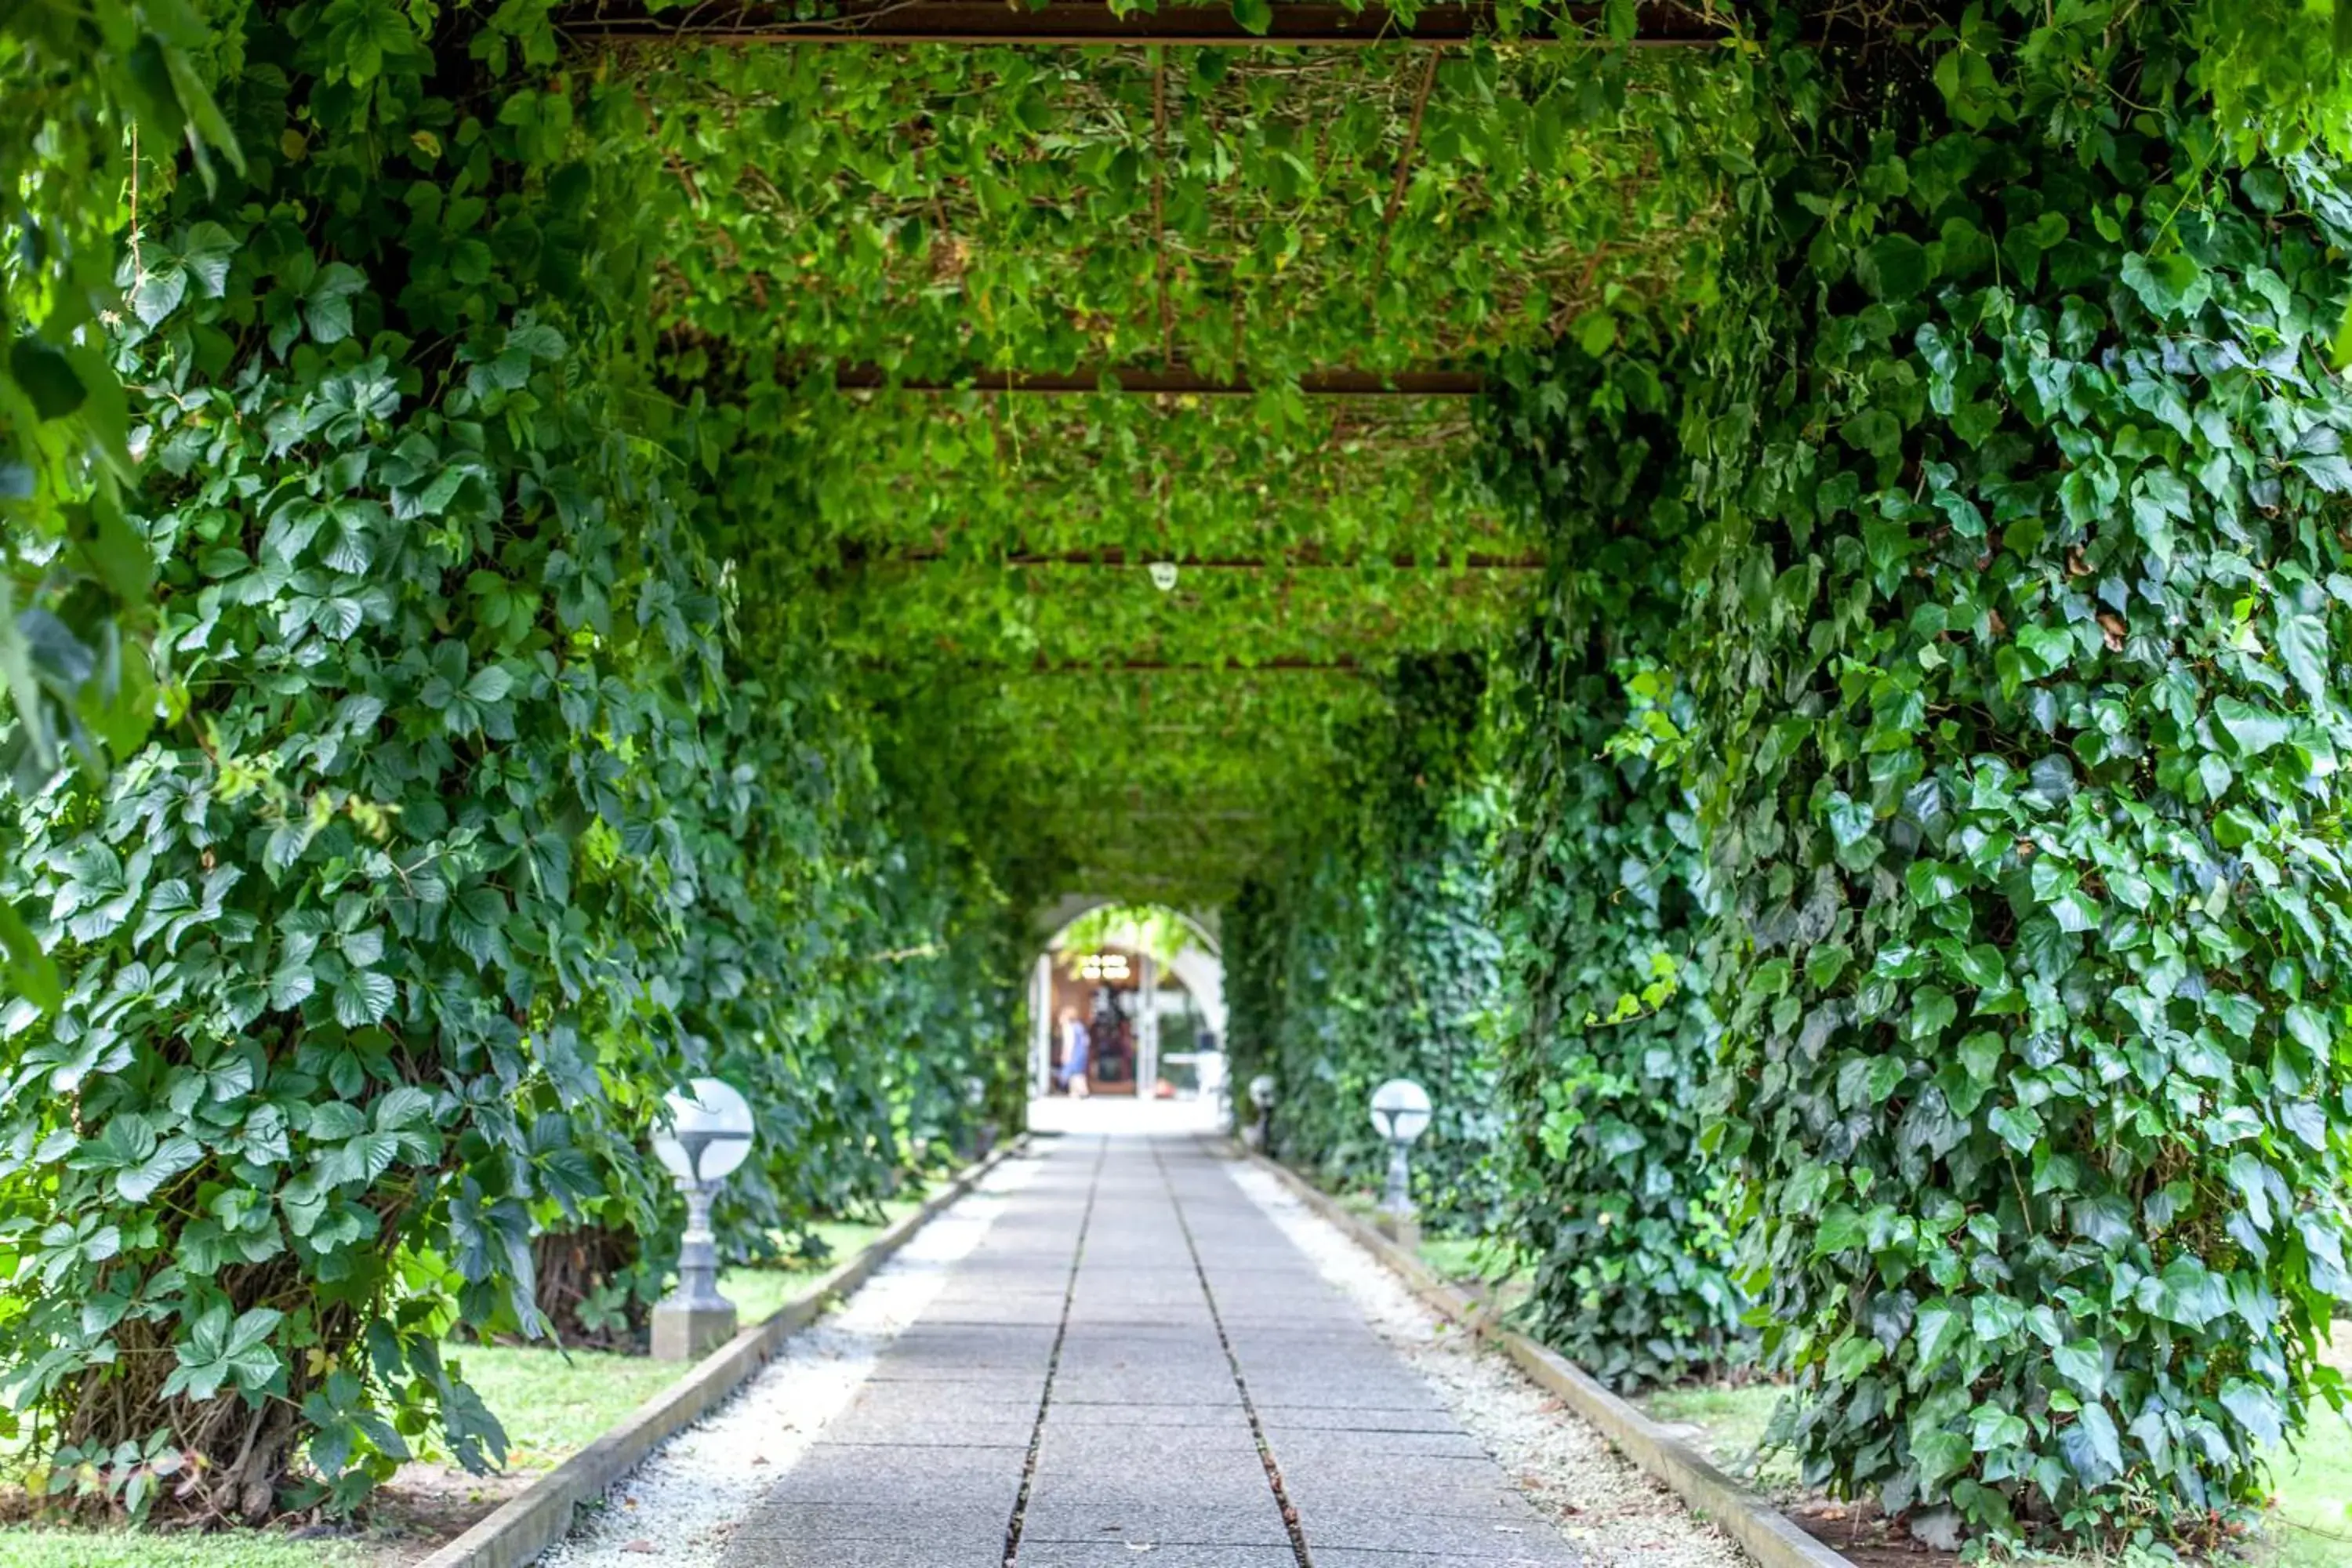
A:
[1672,1,2352,1544]
[623,35,1695,895]
[0,0,1018,1523]
[17,0,2352,1550]
[1482,340,1748,1389]
[1225,656,1508,1230]
[2,0,243,1010]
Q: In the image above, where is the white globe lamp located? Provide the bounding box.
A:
[650,1078,756,1361]
[1369,1078,1432,1229]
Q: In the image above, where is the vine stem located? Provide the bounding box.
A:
[1374,48,1443,285]
[129,123,142,285]
[1153,49,1173,366]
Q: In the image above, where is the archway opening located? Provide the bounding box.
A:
[1025,902,1227,1133]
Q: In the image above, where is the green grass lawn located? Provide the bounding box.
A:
[435,1343,688,1469]
[1642,1381,1800,1491]
[1417,1234,1534,1292]
[423,1201,924,1471]
[1308,1188,1531,1294]
[0,1530,368,1568]
[1417,1235,1488,1280]
[721,1199,925,1326]
[2267,1406,2352,1568]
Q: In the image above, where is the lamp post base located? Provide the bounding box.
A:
[651,1299,738,1362]
[1374,1207,1421,1254]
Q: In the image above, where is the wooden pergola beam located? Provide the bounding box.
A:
[1018,808,1272,822]
[829,366,1483,397]
[862,547,1542,571]
[558,1,1726,48]
[1025,655,1365,673]
[859,654,1370,673]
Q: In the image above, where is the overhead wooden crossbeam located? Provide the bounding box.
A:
[1014,808,1272,822]
[860,655,1367,672]
[1011,655,1369,673]
[864,547,1542,571]
[557,0,1728,47]
[830,366,1483,397]
[1031,655,1365,673]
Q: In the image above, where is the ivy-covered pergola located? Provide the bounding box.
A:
[5,0,2352,1552]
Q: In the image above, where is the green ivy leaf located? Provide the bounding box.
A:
[2277,611,2330,702]
[304,263,368,345]
[115,1135,202,1203]
[332,968,396,1029]
[2220,1380,2284,1446]
[7,339,86,422]
[1914,1427,1972,1486]
[162,1305,284,1403]
[2213,696,2292,756]
[2058,1403,2123,1490]
[1858,234,1931,302]
[2053,1339,2105,1399]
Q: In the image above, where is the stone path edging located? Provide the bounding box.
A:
[1232,1141,1852,1568]
[417,1134,1033,1568]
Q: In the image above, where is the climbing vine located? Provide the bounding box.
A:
[1482,333,1748,1389]
[16,0,2352,1545]
[1677,0,2352,1544]
[1227,655,1509,1230]
[0,0,1013,1522]
[2,0,244,1011]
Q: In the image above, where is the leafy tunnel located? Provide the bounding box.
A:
[7,0,2352,1555]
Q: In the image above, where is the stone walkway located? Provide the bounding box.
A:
[721,1134,1581,1567]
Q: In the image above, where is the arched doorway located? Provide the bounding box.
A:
[1026,902,1226,1114]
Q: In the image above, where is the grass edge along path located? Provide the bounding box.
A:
[0,1194,934,1568]
[1635,1348,2352,1568]
[1391,1219,2352,1568]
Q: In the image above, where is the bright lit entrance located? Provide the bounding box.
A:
[1025,902,1228,1111]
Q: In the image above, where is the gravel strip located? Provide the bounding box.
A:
[1225,1160,1749,1568]
[535,1156,1040,1568]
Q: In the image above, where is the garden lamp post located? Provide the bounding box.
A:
[649,1077,757,1362]
[1368,1078,1432,1248]
[1247,1074,1277,1152]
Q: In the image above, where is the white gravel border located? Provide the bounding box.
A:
[534,1156,1040,1568]
[1224,1161,1749,1568]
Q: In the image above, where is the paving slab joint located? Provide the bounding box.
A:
[1002,1135,1109,1566]
[1218,1138,1853,1568]
[415,1133,1035,1568]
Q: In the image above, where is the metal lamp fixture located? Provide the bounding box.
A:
[1367,1078,1432,1220]
[1247,1073,1276,1150]
[649,1077,756,1360]
[1148,561,1180,591]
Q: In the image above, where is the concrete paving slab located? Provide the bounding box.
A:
[722,1534,1007,1567]
[1018,1499,1294,1548]
[759,1443,1025,1509]
[1016,1547,1298,1568]
[725,1133,1595,1568]
[1045,1399,1253,1429]
[728,1493,1014,1537]
[1266,1426,1490,1459]
[1314,1553,1586,1568]
[1307,1509,1583,1560]
[1258,1403,1465,1432]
